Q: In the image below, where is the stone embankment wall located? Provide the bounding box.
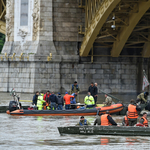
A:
[0,59,144,94]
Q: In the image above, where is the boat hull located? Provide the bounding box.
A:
[7,103,124,116]
[58,126,150,136]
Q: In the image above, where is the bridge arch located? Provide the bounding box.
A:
[80,0,120,57]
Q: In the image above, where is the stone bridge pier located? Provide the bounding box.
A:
[0,0,149,94]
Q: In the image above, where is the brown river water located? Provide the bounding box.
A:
[0,93,150,150]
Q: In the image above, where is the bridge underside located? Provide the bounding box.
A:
[0,0,6,35]
[79,0,150,58]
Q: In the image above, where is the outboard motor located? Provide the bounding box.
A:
[9,101,18,112]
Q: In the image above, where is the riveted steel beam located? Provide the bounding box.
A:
[0,0,6,34]
[111,0,150,57]
[142,31,150,57]
[0,20,5,34]
[80,0,121,57]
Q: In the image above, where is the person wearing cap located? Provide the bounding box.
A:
[76,116,91,126]
[56,93,64,110]
[71,81,80,94]
[84,92,95,109]
[128,99,141,126]
[100,111,117,126]
[63,92,74,110]
[137,92,149,104]
[139,112,148,127]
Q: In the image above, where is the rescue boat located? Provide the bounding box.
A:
[6,103,124,116]
[58,125,150,136]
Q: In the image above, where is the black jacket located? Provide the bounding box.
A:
[49,94,57,103]
[32,94,38,105]
[56,95,64,105]
[88,86,96,97]
[107,115,117,126]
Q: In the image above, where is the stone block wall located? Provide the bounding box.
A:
[53,0,84,42]
[0,61,35,93]
[60,61,141,94]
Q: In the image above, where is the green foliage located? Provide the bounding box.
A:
[0,33,5,53]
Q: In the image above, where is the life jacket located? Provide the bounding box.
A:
[128,104,138,119]
[124,115,129,126]
[72,84,79,91]
[79,119,87,126]
[101,114,112,126]
[139,117,148,127]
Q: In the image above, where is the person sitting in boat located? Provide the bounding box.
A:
[99,111,117,126]
[70,91,78,109]
[94,113,103,125]
[76,116,91,126]
[84,92,95,109]
[37,93,46,110]
[103,94,113,106]
[137,92,149,104]
[32,91,39,105]
[128,99,141,126]
[139,112,148,127]
[56,93,64,110]
[63,92,74,110]
[122,111,129,126]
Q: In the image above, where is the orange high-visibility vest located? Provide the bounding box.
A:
[139,117,148,127]
[124,115,129,126]
[128,104,138,119]
[101,114,112,126]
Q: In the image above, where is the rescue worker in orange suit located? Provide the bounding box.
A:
[94,111,117,126]
[139,112,148,127]
[63,92,74,109]
[122,111,129,126]
[128,99,141,126]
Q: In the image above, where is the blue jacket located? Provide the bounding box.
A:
[71,93,76,104]
[49,94,57,103]
[79,119,87,125]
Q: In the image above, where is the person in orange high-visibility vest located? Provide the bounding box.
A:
[100,111,117,126]
[122,111,129,126]
[128,99,141,126]
[63,92,74,110]
[139,112,148,127]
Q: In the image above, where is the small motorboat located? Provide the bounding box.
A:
[58,125,150,136]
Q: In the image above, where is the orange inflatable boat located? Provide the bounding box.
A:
[6,103,124,116]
